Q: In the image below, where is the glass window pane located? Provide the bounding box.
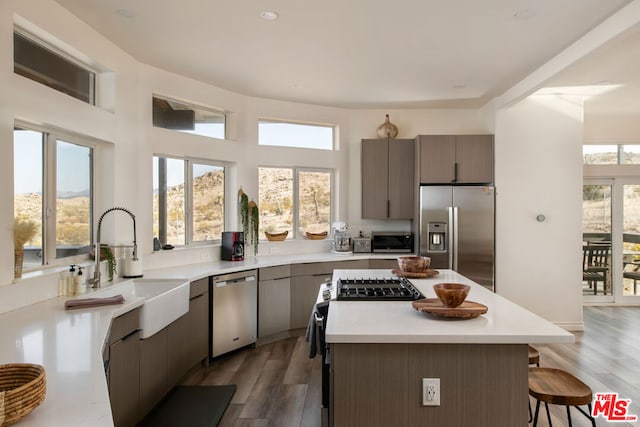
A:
[56,140,92,258]
[153,157,185,246]
[258,120,334,150]
[582,184,612,296]
[583,145,618,165]
[14,128,44,267]
[622,145,640,164]
[583,185,612,237]
[298,170,331,235]
[14,31,95,104]
[259,167,293,238]
[192,163,224,241]
[152,96,225,139]
[623,184,640,296]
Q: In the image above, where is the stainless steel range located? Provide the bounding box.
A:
[336,277,423,301]
[309,274,425,424]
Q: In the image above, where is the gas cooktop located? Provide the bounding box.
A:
[336,277,424,301]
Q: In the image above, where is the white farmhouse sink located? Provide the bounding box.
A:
[130,279,190,338]
[93,278,190,339]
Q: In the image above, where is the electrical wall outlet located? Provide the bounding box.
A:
[422,378,440,406]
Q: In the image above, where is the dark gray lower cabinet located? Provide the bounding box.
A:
[139,328,169,418]
[167,278,209,386]
[107,309,141,427]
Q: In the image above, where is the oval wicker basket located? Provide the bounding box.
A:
[265,231,288,241]
[306,231,328,240]
[0,363,46,426]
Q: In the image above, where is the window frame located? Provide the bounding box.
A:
[152,95,227,140]
[583,143,640,165]
[13,27,98,105]
[14,121,95,269]
[258,166,334,239]
[258,118,336,150]
[153,155,227,246]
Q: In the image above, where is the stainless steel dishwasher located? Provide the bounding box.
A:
[211,269,257,358]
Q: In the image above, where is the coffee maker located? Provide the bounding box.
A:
[331,221,352,254]
[221,231,244,261]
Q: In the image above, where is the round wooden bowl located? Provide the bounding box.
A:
[306,231,328,240]
[433,283,471,308]
[397,256,431,273]
[265,231,288,241]
[0,363,46,426]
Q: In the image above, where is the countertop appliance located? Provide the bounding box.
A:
[336,277,423,301]
[211,269,257,358]
[221,231,244,261]
[371,231,414,253]
[419,185,495,291]
[352,237,371,253]
[331,221,352,254]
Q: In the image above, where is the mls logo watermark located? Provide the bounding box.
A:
[591,392,638,422]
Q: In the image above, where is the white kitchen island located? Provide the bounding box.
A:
[325,269,573,427]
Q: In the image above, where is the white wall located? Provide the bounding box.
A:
[0,0,586,330]
[495,95,584,329]
[584,114,640,143]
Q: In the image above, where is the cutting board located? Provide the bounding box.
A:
[412,298,488,319]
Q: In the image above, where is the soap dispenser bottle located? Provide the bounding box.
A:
[75,266,86,295]
[67,265,77,296]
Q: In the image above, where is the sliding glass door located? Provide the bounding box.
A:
[583,178,640,304]
[582,179,613,303]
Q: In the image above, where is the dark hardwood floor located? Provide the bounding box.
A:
[182,330,322,427]
[182,307,640,426]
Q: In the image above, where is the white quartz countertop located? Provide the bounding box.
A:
[0,253,396,426]
[325,269,574,344]
[0,282,147,427]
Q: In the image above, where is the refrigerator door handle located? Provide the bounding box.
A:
[447,206,455,269]
[452,206,459,270]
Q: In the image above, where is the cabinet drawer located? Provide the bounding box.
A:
[108,308,140,345]
[369,259,399,270]
[190,277,209,298]
[259,265,291,281]
[290,260,368,277]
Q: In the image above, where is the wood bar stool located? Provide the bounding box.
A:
[528,367,596,427]
[528,345,540,366]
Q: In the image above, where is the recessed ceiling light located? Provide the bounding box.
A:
[259,10,279,21]
[514,9,536,20]
[116,8,135,18]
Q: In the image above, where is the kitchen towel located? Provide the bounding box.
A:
[64,294,125,310]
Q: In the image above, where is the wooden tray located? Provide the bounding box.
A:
[412,298,488,319]
[391,269,439,279]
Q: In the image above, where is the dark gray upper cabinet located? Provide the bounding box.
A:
[418,135,494,184]
[362,138,415,219]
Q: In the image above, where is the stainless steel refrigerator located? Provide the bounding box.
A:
[419,185,495,291]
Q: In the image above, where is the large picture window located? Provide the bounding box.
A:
[258,167,332,239]
[14,125,93,268]
[153,156,225,246]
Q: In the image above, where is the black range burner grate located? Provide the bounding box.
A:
[337,277,423,301]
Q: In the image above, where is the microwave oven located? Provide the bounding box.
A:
[371,232,414,253]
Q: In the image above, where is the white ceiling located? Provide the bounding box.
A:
[53,0,633,110]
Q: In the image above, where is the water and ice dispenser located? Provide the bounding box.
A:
[427,222,447,253]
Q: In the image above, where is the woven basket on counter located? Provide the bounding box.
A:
[264,231,288,241]
[0,363,46,426]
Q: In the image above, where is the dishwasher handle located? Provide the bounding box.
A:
[214,274,256,288]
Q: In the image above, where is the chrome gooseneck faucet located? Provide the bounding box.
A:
[88,207,138,289]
